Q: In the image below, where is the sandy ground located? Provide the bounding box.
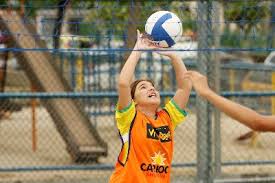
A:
[0,107,275,182]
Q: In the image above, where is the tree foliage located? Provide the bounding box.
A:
[224,1,269,33]
[78,1,195,39]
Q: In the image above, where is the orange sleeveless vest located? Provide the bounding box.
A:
[109,109,174,183]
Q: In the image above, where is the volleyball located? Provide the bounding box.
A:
[145,11,183,48]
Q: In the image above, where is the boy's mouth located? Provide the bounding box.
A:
[148,93,157,98]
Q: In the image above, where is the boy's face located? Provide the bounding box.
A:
[133,81,160,107]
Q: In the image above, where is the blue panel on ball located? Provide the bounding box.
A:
[151,13,175,47]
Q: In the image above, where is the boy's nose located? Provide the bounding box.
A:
[149,87,155,91]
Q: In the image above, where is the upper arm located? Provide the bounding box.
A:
[164,99,188,129]
[117,84,132,110]
[255,115,275,132]
[116,101,136,134]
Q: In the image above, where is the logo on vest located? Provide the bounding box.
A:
[140,151,169,176]
[147,123,171,142]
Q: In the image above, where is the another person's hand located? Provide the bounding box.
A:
[182,71,212,97]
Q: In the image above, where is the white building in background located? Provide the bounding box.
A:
[36,9,90,48]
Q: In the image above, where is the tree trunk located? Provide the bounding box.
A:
[123,1,141,64]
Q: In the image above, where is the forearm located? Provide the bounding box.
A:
[170,55,192,109]
[205,90,261,130]
[170,55,190,89]
[119,48,141,85]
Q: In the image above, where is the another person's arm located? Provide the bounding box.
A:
[183,71,275,132]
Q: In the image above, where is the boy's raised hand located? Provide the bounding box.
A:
[134,30,158,51]
[152,45,179,59]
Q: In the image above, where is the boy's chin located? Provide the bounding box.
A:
[148,100,160,106]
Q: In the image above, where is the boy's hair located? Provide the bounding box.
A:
[130,79,155,99]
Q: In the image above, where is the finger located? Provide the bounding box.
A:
[146,43,158,50]
[157,47,166,51]
[182,72,194,79]
[182,76,194,84]
[182,73,192,78]
[184,71,193,75]
[183,71,193,75]
[185,71,198,77]
[144,39,158,49]
[137,29,141,38]
[182,75,191,80]
[155,47,167,53]
[147,40,161,47]
[192,71,203,76]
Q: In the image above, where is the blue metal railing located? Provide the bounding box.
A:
[0,91,275,98]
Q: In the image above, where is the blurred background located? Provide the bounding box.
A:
[0,0,274,183]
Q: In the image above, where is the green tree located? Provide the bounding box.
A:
[79,1,195,40]
[224,1,269,33]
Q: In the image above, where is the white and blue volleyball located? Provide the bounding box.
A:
[145,11,182,48]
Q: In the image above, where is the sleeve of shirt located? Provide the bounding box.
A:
[164,99,188,128]
[115,101,136,135]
